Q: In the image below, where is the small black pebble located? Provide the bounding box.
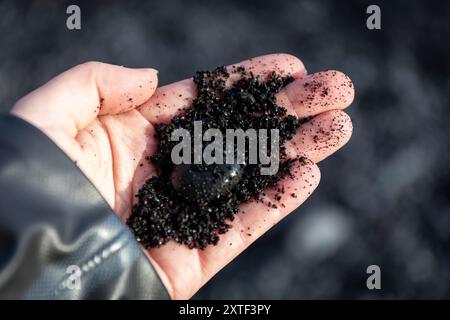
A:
[170,163,243,204]
[236,91,256,105]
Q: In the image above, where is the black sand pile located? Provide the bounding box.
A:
[127,66,307,249]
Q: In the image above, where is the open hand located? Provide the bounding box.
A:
[11,54,354,299]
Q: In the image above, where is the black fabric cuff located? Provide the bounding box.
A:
[0,114,169,299]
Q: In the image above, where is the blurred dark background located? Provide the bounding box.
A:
[0,0,449,299]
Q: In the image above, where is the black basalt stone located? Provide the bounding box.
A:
[236,91,256,105]
[170,163,243,204]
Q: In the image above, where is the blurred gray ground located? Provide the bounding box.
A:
[0,0,449,299]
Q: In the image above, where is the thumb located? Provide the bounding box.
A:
[11,61,158,137]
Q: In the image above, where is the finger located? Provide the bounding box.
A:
[139,53,306,124]
[12,61,158,137]
[277,70,354,119]
[198,158,320,284]
[285,110,353,163]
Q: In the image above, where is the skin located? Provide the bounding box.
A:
[11,54,354,299]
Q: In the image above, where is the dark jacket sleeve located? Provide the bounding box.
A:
[0,114,169,300]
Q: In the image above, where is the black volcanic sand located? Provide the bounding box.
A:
[127,66,309,249]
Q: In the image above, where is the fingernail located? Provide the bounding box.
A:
[138,68,158,75]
